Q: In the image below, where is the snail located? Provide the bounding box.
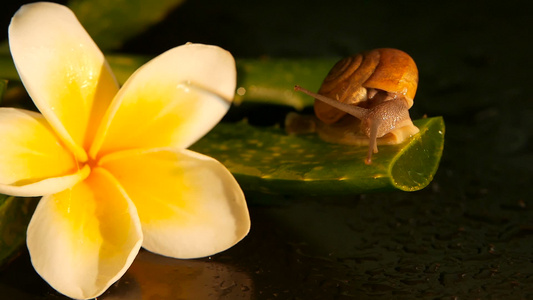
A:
[286,48,420,164]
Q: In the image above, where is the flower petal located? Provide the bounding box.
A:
[27,167,143,299]
[90,43,236,159]
[9,2,119,161]
[0,108,87,196]
[99,148,250,259]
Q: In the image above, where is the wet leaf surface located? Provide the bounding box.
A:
[191,117,445,195]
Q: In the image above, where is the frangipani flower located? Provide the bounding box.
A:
[1,2,250,299]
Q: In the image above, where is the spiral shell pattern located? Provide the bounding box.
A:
[314,48,418,124]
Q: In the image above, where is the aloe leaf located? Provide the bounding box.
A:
[234,58,337,110]
[191,117,445,195]
[69,0,186,51]
[0,195,38,266]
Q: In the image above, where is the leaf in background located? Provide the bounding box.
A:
[0,53,335,110]
[0,79,6,104]
[0,195,38,266]
[105,56,339,110]
[106,54,150,84]
[235,58,337,110]
[107,56,339,110]
[103,56,338,110]
[0,53,339,109]
[190,117,445,196]
[69,0,186,51]
[0,55,17,81]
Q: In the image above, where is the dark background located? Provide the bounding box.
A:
[0,0,532,299]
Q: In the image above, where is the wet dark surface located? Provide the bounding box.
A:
[0,0,532,299]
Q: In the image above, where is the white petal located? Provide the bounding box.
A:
[0,108,87,196]
[9,2,119,161]
[27,168,142,299]
[0,165,90,197]
[90,43,236,158]
[99,148,250,258]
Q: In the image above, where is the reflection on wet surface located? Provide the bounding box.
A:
[0,249,253,299]
[102,250,253,300]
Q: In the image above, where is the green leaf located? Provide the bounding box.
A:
[0,79,7,104]
[105,56,338,110]
[0,54,17,83]
[106,54,150,84]
[69,0,186,51]
[0,195,38,266]
[235,58,337,110]
[191,117,445,195]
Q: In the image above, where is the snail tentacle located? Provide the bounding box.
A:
[365,118,380,165]
[294,85,367,120]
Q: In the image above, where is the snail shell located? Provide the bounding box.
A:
[314,48,418,124]
[288,48,420,164]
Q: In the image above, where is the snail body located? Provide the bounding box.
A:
[287,48,420,164]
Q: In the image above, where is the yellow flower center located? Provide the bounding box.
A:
[85,156,99,171]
